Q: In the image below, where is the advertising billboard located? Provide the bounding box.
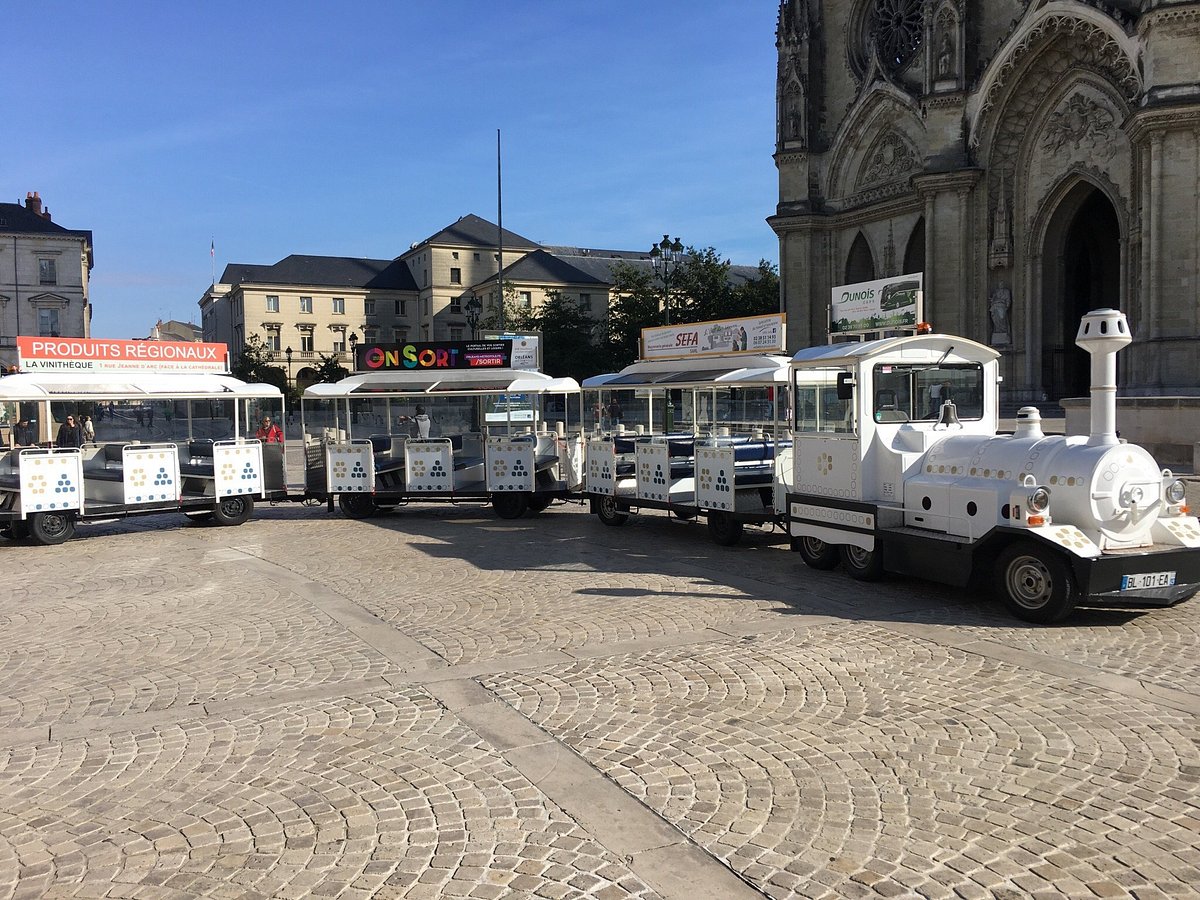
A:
[17,337,229,374]
[354,340,512,372]
[830,273,923,336]
[481,331,540,372]
[641,314,786,361]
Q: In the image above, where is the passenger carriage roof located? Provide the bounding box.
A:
[583,354,791,389]
[790,334,998,368]
[0,372,281,400]
[303,369,579,398]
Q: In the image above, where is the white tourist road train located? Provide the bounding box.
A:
[0,371,285,544]
[4,311,1198,627]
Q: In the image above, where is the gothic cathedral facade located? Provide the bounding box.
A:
[771,0,1200,402]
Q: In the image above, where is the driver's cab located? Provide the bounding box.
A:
[790,334,1000,504]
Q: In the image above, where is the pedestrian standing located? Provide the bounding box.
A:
[56,415,84,448]
[81,415,95,443]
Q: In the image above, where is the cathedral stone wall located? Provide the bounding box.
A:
[772,0,1200,402]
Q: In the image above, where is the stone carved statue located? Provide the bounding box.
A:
[785,86,805,142]
[936,29,955,79]
[989,283,1012,342]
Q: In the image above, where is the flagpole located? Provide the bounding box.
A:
[497,128,504,331]
[210,237,215,289]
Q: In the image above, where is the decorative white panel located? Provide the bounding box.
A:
[327,440,375,493]
[562,435,585,490]
[486,439,534,492]
[123,444,181,505]
[585,440,615,495]
[794,437,860,499]
[214,440,264,497]
[696,446,735,511]
[405,440,453,492]
[19,449,83,514]
[636,442,671,502]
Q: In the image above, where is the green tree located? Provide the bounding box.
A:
[730,260,781,318]
[310,353,349,385]
[602,261,662,369]
[673,247,735,323]
[529,290,606,381]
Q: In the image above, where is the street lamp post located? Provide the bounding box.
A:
[284,346,294,421]
[463,294,482,338]
[649,234,684,325]
[348,332,358,371]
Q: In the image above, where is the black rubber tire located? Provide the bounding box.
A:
[707,511,744,546]
[526,494,553,515]
[841,543,883,581]
[795,535,840,570]
[672,508,699,521]
[995,542,1078,624]
[2,520,32,541]
[28,511,75,545]
[596,495,629,527]
[338,493,376,519]
[212,495,254,527]
[492,492,530,520]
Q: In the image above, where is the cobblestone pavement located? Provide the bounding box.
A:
[2,501,1199,899]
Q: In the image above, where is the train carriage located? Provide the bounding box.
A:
[786,309,1200,623]
[1,371,284,545]
[582,353,793,545]
[301,366,584,519]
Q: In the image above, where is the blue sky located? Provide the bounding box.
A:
[5,2,782,339]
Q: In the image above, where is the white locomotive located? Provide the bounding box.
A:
[785,309,1200,623]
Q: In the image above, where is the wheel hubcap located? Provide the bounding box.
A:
[1007,555,1052,609]
[845,546,871,567]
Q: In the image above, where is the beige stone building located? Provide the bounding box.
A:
[200,255,419,387]
[771,0,1200,403]
[0,192,94,369]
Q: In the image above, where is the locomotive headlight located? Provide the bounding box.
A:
[1165,479,1187,505]
[1028,486,1051,513]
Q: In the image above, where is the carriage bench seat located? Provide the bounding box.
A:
[83,444,129,482]
[178,441,215,477]
[0,473,20,491]
[453,455,485,471]
[374,454,406,475]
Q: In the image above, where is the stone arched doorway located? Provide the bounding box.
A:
[1039,183,1121,399]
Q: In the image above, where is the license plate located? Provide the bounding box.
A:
[1121,571,1177,590]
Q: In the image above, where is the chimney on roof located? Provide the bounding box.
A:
[25,191,42,216]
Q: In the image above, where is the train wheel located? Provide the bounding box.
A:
[213,495,254,527]
[338,493,375,519]
[28,511,76,545]
[526,494,553,515]
[995,542,1077,624]
[707,511,744,546]
[841,543,883,581]
[795,535,839,570]
[492,492,529,520]
[596,495,629,527]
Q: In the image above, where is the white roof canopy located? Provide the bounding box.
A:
[0,372,282,402]
[583,354,792,389]
[303,368,580,399]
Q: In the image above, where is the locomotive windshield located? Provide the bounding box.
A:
[872,363,983,422]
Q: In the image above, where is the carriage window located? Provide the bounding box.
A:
[872,363,984,422]
[794,369,855,434]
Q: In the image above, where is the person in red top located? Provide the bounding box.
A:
[256,416,283,443]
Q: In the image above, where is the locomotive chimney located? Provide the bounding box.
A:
[1074,308,1131,447]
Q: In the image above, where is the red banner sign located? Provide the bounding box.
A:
[17,337,229,374]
